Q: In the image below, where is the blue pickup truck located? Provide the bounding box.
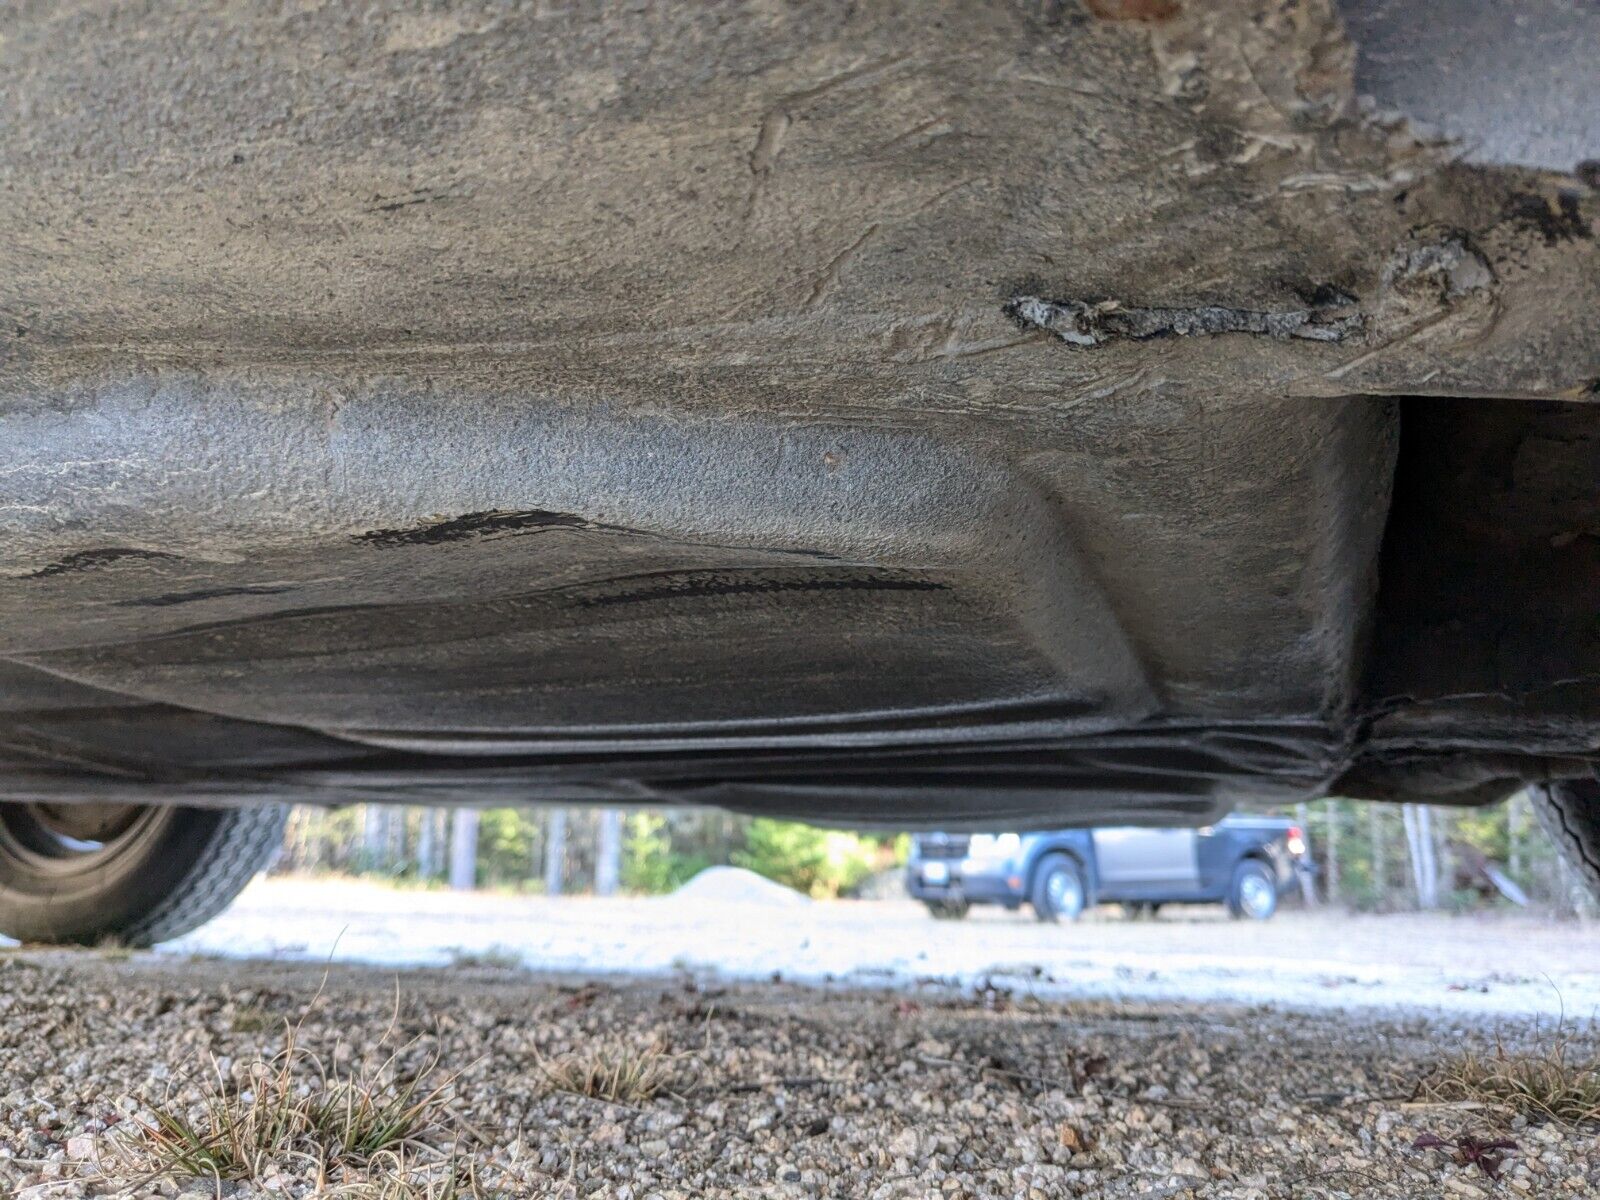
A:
[906,817,1308,922]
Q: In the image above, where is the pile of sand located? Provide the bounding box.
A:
[672,865,810,907]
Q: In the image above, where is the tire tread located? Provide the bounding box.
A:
[1531,781,1600,901]
[119,806,287,945]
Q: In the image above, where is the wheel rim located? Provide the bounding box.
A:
[0,803,164,876]
[1238,870,1274,918]
[1046,867,1082,915]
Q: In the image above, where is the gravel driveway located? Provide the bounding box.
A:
[2,951,1597,1198]
[160,878,1600,1021]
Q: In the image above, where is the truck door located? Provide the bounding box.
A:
[1091,828,1201,895]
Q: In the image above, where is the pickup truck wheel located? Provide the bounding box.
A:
[924,900,970,920]
[0,802,287,946]
[1227,859,1278,920]
[1529,779,1600,902]
[1031,854,1086,923]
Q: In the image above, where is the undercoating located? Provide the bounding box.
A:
[0,0,1597,827]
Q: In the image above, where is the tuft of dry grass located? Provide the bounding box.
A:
[122,1024,461,1184]
[325,1150,502,1200]
[534,1037,692,1105]
[1416,1034,1600,1124]
[93,935,133,962]
[445,946,523,971]
[229,1004,275,1033]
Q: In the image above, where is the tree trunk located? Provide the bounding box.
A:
[1295,802,1317,906]
[1433,805,1451,904]
[1507,790,1525,881]
[1402,803,1417,906]
[1422,806,1440,908]
[387,805,406,867]
[1369,803,1385,904]
[1405,803,1440,909]
[544,809,568,896]
[595,809,623,896]
[449,808,480,891]
[1324,801,1340,905]
[362,805,388,870]
[417,808,438,879]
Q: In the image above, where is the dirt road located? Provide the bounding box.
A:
[158,878,1600,1020]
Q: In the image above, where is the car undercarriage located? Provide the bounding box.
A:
[1,0,1598,940]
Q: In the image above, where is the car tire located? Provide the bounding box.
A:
[1529,779,1600,902]
[1031,854,1087,923]
[0,802,287,946]
[1226,858,1278,920]
[924,899,970,920]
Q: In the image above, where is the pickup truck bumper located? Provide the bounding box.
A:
[906,860,1026,906]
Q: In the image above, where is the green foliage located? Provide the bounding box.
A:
[1453,805,1511,862]
[888,832,912,867]
[476,808,537,886]
[731,819,882,898]
[622,812,709,894]
[1337,858,1386,913]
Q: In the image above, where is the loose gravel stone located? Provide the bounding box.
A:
[0,950,1595,1198]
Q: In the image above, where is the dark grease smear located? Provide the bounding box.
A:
[26,548,180,579]
[356,509,597,547]
[117,584,296,608]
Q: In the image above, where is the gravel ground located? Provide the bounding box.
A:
[156,878,1600,1021]
[1,951,1597,1199]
